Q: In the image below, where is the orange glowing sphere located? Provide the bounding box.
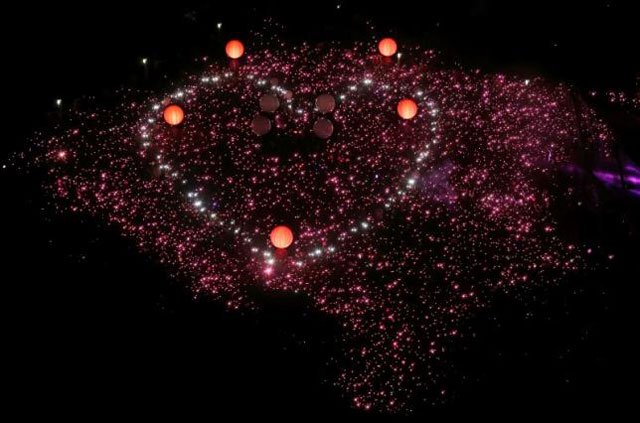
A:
[378,37,398,57]
[163,104,184,126]
[225,39,245,59]
[270,225,294,249]
[397,99,418,120]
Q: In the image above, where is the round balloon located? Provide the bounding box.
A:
[313,118,334,139]
[251,115,271,136]
[378,38,398,57]
[163,104,184,126]
[397,99,418,120]
[225,40,245,59]
[270,225,294,249]
[259,94,280,113]
[315,94,336,114]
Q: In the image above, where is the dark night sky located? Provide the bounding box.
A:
[1,1,638,418]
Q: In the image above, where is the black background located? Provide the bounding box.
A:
[2,1,638,418]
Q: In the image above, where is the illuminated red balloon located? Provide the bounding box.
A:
[397,99,418,120]
[225,40,245,59]
[163,104,184,126]
[378,38,398,57]
[313,118,334,139]
[270,225,294,249]
[259,94,280,112]
[315,94,336,114]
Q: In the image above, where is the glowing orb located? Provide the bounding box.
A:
[397,99,418,120]
[163,104,184,126]
[316,94,336,113]
[270,225,294,249]
[313,118,334,139]
[378,38,398,57]
[225,40,245,59]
